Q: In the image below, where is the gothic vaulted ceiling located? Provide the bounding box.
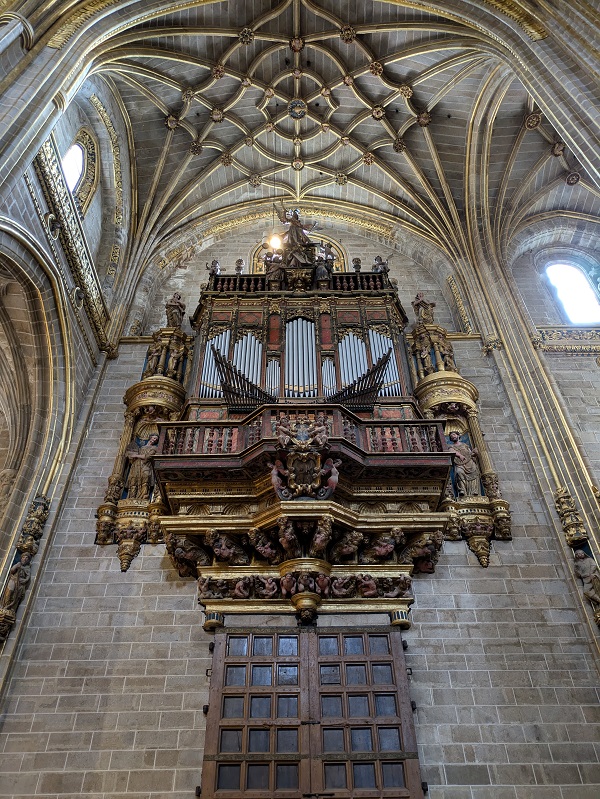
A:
[79,0,598,274]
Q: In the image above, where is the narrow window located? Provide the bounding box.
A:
[62,143,84,191]
[546,263,600,324]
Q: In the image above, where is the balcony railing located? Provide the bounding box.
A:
[156,406,446,458]
[208,271,392,294]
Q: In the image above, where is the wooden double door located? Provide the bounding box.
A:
[201,626,424,798]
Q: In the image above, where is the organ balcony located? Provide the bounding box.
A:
[153,404,452,514]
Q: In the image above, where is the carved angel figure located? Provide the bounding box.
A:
[205,530,249,565]
[278,516,301,558]
[280,573,297,598]
[315,573,331,598]
[254,576,279,599]
[274,204,316,265]
[267,460,290,499]
[310,413,329,448]
[297,572,315,593]
[276,413,292,449]
[371,255,389,274]
[331,575,356,598]
[248,528,282,564]
[331,529,363,561]
[412,291,436,324]
[231,576,252,599]
[318,458,342,499]
[357,573,379,598]
[309,516,333,558]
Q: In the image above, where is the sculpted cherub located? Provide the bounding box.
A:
[331,529,364,561]
[276,413,292,449]
[309,515,333,558]
[297,572,315,593]
[266,459,290,499]
[254,576,279,599]
[318,458,342,498]
[197,577,229,599]
[231,576,252,599]
[205,530,249,565]
[360,527,405,564]
[280,573,297,598]
[278,516,301,558]
[380,575,412,598]
[331,575,356,598]
[357,573,379,598]
[315,573,331,598]
[248,528,282,564]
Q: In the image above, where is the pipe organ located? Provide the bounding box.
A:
[190,287,413,410]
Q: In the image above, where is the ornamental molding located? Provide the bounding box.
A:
[482,0,548,40]
[47,0,121,48]
[24,171,98,365]
[446,275,473,334]
[34,136,112,354]
[89,94,124,226]
[538,327,600,342]
[537,326,600,354]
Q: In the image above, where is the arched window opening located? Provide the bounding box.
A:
[62,143,84,191]
[546,263,600,324]
[61,129,99,215]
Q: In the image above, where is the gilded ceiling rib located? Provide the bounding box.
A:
[481,0,548,40]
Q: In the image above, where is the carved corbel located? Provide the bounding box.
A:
[116,523,147,572]
[460,517,494,567]
[554,486,588,546]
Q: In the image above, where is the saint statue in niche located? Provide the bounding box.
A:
[447,431,481,496]
[125,434,159,500]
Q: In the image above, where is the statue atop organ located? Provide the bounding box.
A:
[97,230,512,626]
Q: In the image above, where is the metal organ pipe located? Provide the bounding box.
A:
[200,329,230,397]
[302,319,309,397]
[369,329,401,396]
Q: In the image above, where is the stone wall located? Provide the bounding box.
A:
[0,332,598,797]
[0,343,211,799]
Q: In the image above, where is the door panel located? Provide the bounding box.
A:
[201,627,424,799]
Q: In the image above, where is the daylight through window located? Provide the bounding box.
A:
[546,263,600,324]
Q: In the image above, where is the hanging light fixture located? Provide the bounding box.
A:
[262,100,285,250]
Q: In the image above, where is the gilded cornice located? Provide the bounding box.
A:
[23,171,98,365]
[34,136,113,355]
[482,0,548,40]
[89,94,124,226]
[536,326,600,355]
[47,0,121,49]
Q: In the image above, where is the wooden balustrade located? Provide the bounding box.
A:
[157,407,445,457]
[208,271,390,293]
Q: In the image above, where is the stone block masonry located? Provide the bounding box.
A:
[0,341,599,797]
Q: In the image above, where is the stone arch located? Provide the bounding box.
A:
[0,225,73,559]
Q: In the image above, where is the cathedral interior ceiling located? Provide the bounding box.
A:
[56,0,598,293]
